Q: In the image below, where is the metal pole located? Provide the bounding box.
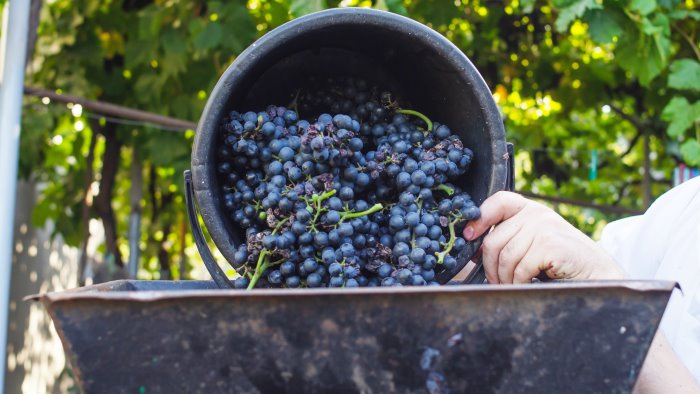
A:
[24,86,197,131]
[0,0,31,390]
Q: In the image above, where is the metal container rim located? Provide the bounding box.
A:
[33,280,678,304]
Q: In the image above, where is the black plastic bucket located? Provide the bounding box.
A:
[189,8,509,286]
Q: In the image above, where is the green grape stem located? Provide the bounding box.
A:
[436,184,455,196]
[309,189,337,231]
[313,189,337,203]
[436,217,461,264]
[255,114,264,131]
[272,217,289,234]
[397,109,433,132]
[247,249,271,290]
[339,203,384,223]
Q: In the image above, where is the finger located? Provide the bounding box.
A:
[463,191,528,241]
[480,218,525,284]
[512,241,552,284]
[496,227,534,284]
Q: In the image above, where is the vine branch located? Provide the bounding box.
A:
[672,23,700,62]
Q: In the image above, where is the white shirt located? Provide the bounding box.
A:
[599,176,700,380]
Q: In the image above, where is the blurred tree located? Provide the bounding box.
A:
[17,0,700,280]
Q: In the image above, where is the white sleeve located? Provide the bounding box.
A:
[598,177,700,380]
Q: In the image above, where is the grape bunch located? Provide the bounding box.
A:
[215,77,480,289]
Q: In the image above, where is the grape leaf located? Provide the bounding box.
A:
[160,30,188,79]
[614,14,670,85]
[661,98,700,137]
[124,39,158,69]
[657,0,681,10]
[668,10,700,20]
[163,30,187,56]
[146,133,191,167]
[220,2,257,53]
[193,22,223,50]
[630,0,656,15]
[410,0,461,26]
[520,0,536,13]
[290,0,327,17]
[584,9,623,43]
[668,59,700,91]
[552,0,579,7]
[266,0,291,28]
[374,0,389,11]
[680,140,700,166]
[554,0,600,32]
[375,0,409,15]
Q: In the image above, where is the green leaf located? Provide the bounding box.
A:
[290,0,327,17]
[584,9,623,43]
[661,98,700,137]
[668,10,700,21]
[656,0,680,9]
[193,22,223,50]
[554,0,601,32]
[124,39,157,69]
[409,0,462,26]
[668,59,700,91]
[587,59,616,85]
[520,0,536,13]
[374,0,408,14]
[552,0,579,7]
[614,15,670,86]
[680,139,700,166]
[220,3,257,53]
[32,197,56,229]
[138,7,165,37]
[641,17,662,34]
[374,0,389,11]
[266,0,291,28]
[144,133,191,167]
[630,0,656,15]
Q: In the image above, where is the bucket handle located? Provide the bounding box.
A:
[184,170,234,289]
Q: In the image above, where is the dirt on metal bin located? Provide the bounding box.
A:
[33,279,674,394]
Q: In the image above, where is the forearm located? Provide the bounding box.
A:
[633,331,699,393]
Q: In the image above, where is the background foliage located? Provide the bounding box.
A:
[17,0,700,280]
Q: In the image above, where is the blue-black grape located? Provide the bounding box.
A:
[215,82,482,288]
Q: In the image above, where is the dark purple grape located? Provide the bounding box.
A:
[216,88,481,288]
[286,276,301,288]
[307,273,322,287]
[233,277,249,289]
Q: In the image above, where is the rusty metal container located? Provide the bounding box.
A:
[34,280,675,393]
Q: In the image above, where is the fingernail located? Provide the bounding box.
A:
[463,226,474,240]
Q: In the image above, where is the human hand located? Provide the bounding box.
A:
[462,191,624,284]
